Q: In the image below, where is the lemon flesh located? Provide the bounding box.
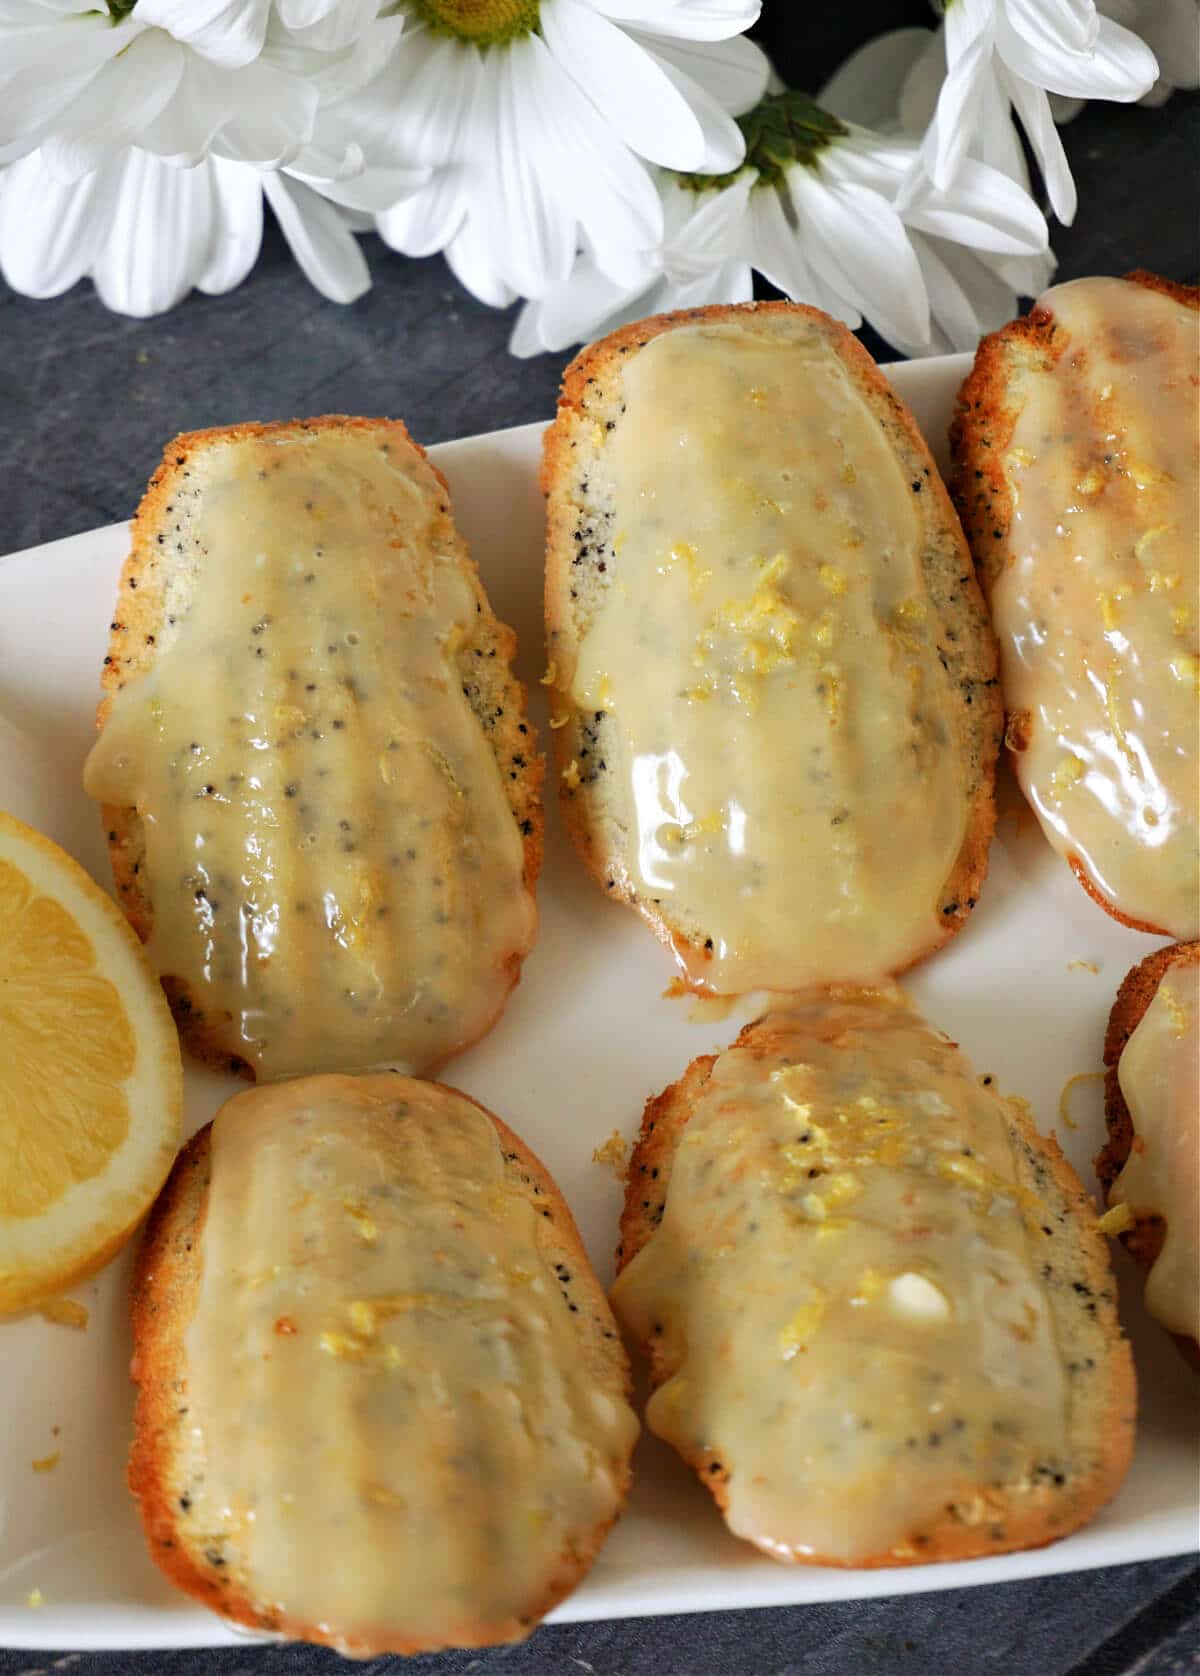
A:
[0,812,182,1313]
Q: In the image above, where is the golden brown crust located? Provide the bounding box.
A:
[1066,857,1175,938]
[95,415,542,1078]
[615,1012,1136,1569]
[543,301,1001,990]
[128,1129,225,1624]
[950,273,1199,938]
[1095,941,1200,1372]
[129,1088,633,1656]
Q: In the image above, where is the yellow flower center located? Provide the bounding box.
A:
[412,0,540,44]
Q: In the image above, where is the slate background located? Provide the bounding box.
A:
[1,3,1197,1672]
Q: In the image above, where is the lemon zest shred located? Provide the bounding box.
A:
[38,1297,89,1329]
[591,1130,630,1180]
[1098,1202,1134,1236]
[1058,1071,1105,1131]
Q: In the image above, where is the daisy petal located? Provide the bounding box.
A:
[92,150,216,316]
[541,263,735,357]
[772,253,862,330]
[632,42,747,171]
[0,0,98,14]
[137,52,317,169]
[1136,0,1199,90]
[819,27,934,128]
[900,157,1049,255]
[510,298,554,359]
[787,168,930,351]
[305,163,430,216]
[897,29,950,138]
[475,36,575,297]
[281,0,380,52]
[136,51,227,163]
[641,30,768,116]
[821,131,911,196]
[674,259,753,305]
[915,235,1020,354]
[261,171,370,303]
[589,0,761,43]
[330,26,480,171]
[212,59,321,168]
[923,2,993,189]
[610,0,760,41]
[542,0,706,170]
[1049,92,1086,122]
[278,0,339,24]
[974,57,1032,184]
[0,67,111,157]
[1002,68,1077,223]
[742,180,818,301]
[659,169,709,236]
[302,11,407,101]
[445,215,517,309]
[0,149,114,297]
[0,9,131,82]
[515,257,648,355]
[997,0,1159,100]
[0,12,136,154]
[377,169,468,255]
[285,132,360,184]
[664,172,753,283]
[519,34,662,291]
[333,203,373,234]
[993,245,1056,297]
[196,157,264,293]
[625,271,696,322]
[134,0,271,69]
[37,31,184,183]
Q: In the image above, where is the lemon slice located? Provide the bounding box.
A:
[0,812,182,1313]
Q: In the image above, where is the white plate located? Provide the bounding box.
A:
[0,353,1196,1653]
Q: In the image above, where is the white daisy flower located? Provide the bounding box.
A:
[818,39,1056,356]
[0,145,404,315]
[919,0,1160,224]
[0,0,423,315]
[512,88,1049,359]
[359,0,768,305]
[1055,1,1200,115]
[0,0,402,179]
[139,0,388,60]
[509,173,746,355]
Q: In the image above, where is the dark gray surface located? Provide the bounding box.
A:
[0,1560,1198,1675]
[1,27,1197,1676]
[2,90,1198,557]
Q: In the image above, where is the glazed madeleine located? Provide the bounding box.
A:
[1097,941,1200,1367]
[612,989,1135,1567]
[953,273,1199,938]
[85,417,541,1080]
[543,303,1001,996]
[129,1075,637,1656]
